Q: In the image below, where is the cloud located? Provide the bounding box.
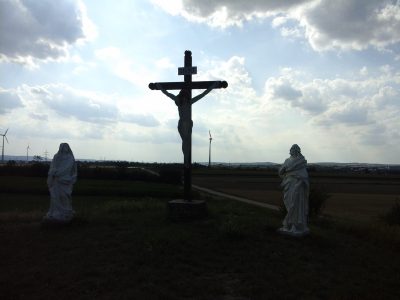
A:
[0,88,24,114]
[264,71,328,114]
[19,84,119,123]
[198,56,257,107]
[0,84,169,156]
[155,57,175,69]
[302,0,400,51]
[156,0,400,52]
[95,47,154,88]
[118,126,178,145]
[11,83,163,129]
[359,124,388,146]
[319,104,371,126]
[29,112,48,121]
[259,66,400,153]
[121,113,161,127]
[271,79,303,101]
[25,85,119,123]
[173,0,310,28]
[372,85,399,107]
[0,0,95,66]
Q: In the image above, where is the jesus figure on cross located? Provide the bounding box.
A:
[156,83,218,167]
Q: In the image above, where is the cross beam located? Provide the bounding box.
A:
[149,50,227,201]
[149,80,228,90]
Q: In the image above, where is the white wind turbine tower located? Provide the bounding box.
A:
[1,128,9,162]
[208,130,212,168]
[27,145,30,162]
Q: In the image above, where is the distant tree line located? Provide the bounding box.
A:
[0,161,197,185]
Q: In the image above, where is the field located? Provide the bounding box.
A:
[193,169,400,223]
[1,174,400,299]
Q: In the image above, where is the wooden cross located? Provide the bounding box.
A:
[149,50,228,201]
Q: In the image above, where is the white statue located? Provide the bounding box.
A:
[43,143,77,223]
[278,144,310,236]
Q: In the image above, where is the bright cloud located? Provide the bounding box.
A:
[95,47,156,89]
[0,0,95,66]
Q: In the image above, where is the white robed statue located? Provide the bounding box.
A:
[43,143,77,223]
[278,144,310,236]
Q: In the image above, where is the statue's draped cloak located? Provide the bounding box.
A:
[279,155,309,231]
[45,143,77,222]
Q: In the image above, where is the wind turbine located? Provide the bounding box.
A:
[27,145,30,162]
[208,130,212,168]
[44,149,48,162]
[1,128,9,162]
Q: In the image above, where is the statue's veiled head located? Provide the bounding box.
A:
[59,143,72,155]
[290,144,301,157]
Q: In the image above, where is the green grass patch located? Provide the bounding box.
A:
[1,177,400,299]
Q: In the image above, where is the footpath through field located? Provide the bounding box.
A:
[193,184,280,211]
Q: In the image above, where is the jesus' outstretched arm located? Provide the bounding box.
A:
[191,82,219,104]
[156,83,177,101]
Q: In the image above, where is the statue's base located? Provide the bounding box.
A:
[167,199,207,221]
[277,227,310,237]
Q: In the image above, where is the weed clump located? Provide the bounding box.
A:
[308,186,330,219]
[219,213,247,239]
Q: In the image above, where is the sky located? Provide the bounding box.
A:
[1,0,400,164]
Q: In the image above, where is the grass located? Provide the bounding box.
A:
[1,177,400,299]
[0,176,184,198]
[381,200,400,226]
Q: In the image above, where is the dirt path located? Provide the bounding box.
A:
[193,184,280,211]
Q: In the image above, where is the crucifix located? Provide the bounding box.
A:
[149,50,228,201]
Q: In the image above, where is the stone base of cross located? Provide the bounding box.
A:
[149,50,228,201]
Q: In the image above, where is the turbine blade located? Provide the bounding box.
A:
[5,136,9,143]
[5,128,8,135]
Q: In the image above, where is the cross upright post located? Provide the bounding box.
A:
[149,50,228,202]
[183,51,193,200]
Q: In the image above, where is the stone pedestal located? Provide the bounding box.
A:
[167,199,207,221]
[277,227,310,237]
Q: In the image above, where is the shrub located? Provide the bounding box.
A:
[0,162,49,177]
[30,162,50,177]
[279,185,330,220]
[308,186,330,219]
[7,160,17,167]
